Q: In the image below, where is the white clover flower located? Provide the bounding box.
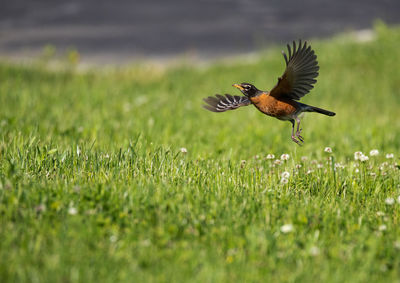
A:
[324,147,332,153]
[68,207,78,215]
[355,168,360,173]
[385,198,395,205]
[280,154,290,161]
[281,171,290,178]
[180,147,187,153]
[301,156,308,161]
[280,224,294,233]
[295,164,302,169]
[354,151,363,160]
[317,163,323,169]
[376,211,385,216]
[281,178,289,184]
[378,225,387,231]
[335,163,345,169]
[274,159,282,165]
[386,153,394,159]
[110,235,118,243]
[306,169,314,175]
[370,149,379,156]
[309,246,320,256]
[369,172,376,177]
[266,153,275,159]
[359,155,369,162]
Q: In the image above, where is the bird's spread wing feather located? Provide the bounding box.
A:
[203,94,250,112]
[270,40,319,100]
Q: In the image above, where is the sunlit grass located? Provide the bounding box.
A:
[0,22,400,282]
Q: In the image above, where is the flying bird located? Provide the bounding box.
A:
[203,40,335,145]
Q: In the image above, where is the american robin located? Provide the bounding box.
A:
[203,40,335,145]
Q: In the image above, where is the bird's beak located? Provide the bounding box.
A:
[232,84,244,90]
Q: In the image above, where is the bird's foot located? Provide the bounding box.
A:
[296,128,304,142]
[291,135,302,146]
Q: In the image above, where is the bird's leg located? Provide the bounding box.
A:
[295,117,304,142]
[290,120,301,145]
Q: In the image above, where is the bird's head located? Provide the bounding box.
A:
[232,83,260,97]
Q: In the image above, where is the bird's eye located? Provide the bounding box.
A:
[244,85,250,90]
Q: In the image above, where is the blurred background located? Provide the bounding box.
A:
[1,0,399,65]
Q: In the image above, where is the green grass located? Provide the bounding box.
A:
[1,22,400,282]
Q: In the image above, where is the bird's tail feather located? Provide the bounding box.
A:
[306,105,336,116]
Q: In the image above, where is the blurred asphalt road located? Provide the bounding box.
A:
[0,0,399,64]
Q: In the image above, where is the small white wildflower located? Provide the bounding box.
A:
[376,211,385,216]
[274,159,282,165]
[266,154,275,159]
[378,225,387,231]
[359,155,369,162]
[68,207,78,215]
[180,147,187,154]
[354,151,363,160]
[386,153,394,159]
[280,154,290,161]
[76,146,81,157]
[281,171,290,178]
[369,172,376,177]
[301,156,308,161]
[254,155,260,159]
[306,169,313,175]
[355,168,360,173]
[385,197,395,205]
[324,147,332,153]
[110,235,118,243]
[280,224,294,233]
[309,246,320,256]
[240,160,246,167]
[317,163,323,169]
[295,164,302,169]
[281,178,289,184]
[335,163,345,169]
[370,149,379,156]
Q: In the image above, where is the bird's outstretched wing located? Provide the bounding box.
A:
[203,94,251,112]
[270,40,319,100]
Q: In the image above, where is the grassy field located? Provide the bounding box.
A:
[1,22,400,282]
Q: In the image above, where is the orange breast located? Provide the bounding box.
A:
[250,93,298,118]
